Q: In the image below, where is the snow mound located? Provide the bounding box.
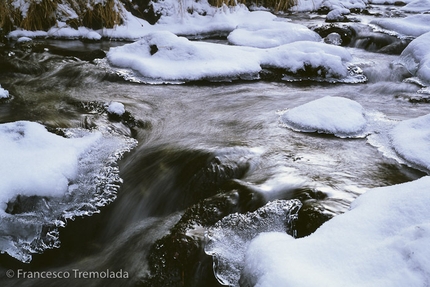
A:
[370,14,430,38]
[205,199,302,286]
[390,113,430,171]
[241,176,430,287]
[106,31,361,83]
[280,96,367,138]
[0,121,137,263]
[397,31,430,85]
[400,0,430,12]
[107,101,125,116]
[292,0,366,12]
[227,20,322,48]
[0,85,9,99]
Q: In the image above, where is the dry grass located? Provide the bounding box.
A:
[82,0,123,30]
[0,0,123,33]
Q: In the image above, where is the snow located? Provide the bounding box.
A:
[0,121,137,262]
[400,0,430,13]
[48,23,102,40]
[107,101,126,116]
[106,31,354,83]
[227,20,322,48]
[390,113,430,171]
[0,85,9,99]
[326,7,350,21]
[241,176,430,287]
[0,121,101,214]
[280,96,367,138]
[397,32,430,84]
[292,0,367,12]
[370,14,430,38]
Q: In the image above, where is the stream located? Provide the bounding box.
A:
[0,4,429,286]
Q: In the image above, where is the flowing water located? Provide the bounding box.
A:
[1,4,430,286]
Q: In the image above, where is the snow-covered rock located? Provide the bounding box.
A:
[280,96,367,138]
[106,31,356,83]
[370,14,430,38]
[0,85,9,99]
[390,113,430,171]
[241,176,430,287]
[397,31,430,85]
[227,20,322,48]
[107,101,126,116]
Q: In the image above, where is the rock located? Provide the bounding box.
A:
[143,188,265,287]
[324,32,343,45]
[313,24,354,46]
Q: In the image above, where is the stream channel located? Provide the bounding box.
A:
[0,3,430,286]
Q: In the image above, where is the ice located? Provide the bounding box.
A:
[370,14,430,38]
[205,199,302,286]
[0,85,9,99]
[280,96,368,138]
[240,176,430,287]
[396,32,430,85]
[227,20,322,48]
[0,121,137,262]
[106,31,357,83]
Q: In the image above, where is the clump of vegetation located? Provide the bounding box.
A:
[82,0,123,30]
[0,0,124,33]
[1,0,59,32]
[0,0,298,35]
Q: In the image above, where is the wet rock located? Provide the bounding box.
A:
[295,201,333,238]
[142,189,265,287]
[6,195,52,215]
[313,24,354,46]
[352,33,411,54]
[324,32,343,45]
[45,45,106,62]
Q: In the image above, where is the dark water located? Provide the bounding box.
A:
[1,6,430,286]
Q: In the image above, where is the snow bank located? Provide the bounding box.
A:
[292,0,367,12]
[240,176,430,287]
[0,85,9,99]
[227,20,321,48]
[106,31,355,83]
[397,32,430,85]
[390,113,430,171]
[47,23,102,40]
[370,14,430,38]
[400,0,430,12]
[0,121,99,211]
[280,96,367,138]
[0,121,137,262]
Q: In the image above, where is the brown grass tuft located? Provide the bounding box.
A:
[21,0,59,31]
[0,0,124,33]
[82,0,123,30]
